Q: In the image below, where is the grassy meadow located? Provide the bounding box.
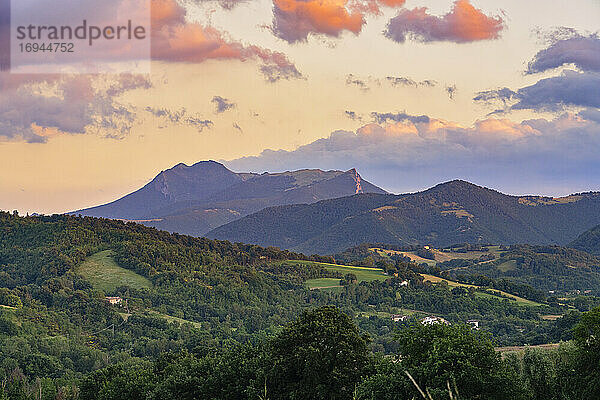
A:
[77,250,152,293]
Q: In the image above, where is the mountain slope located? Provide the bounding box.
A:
[75,161,245,219]
[570,225,600,255]
[73,161,387,236]
[207,180,600,254]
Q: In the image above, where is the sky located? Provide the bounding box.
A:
[0,0,599,214]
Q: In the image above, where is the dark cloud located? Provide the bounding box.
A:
[445,84,457,100]
[527,32,600,74]
[475,71,600,112]
[473,88,518,106]
[386,76,418,87]
[187,117,214,132]
[259,63,304,83]
[345,110,360,120]
[578,108,600,123]
[212,96,236,113]
[386,76,438,88]
[0,74,149,143]
[370,112,430,124]
[384,0,505,44]
[225,113,600,195]
[145,107,213,132]
[346,74,371,91]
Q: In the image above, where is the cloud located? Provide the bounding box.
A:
[0,74,150,143]
[345,110,360,120]
[370,112,430,124]
[445,84,457,99]
[386,76,437,88]
[192,0,249,10]
[151,0,302,82]
[225,112,600,194]
[475,71,600,112]
[212,96,236,113]
[346,74,373,91]
[233,122,243,133]
[527,32,600,74]
[145,106,213,132]
[385,0,504,44]
[270,0,406,43]
[271,0,365,43]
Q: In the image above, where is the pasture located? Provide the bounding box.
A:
[303,261,387,290]
[77,250,152,293]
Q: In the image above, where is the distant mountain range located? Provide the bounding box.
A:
[72,161,387,236]
[207,180,600,254]
[570,225,600,256]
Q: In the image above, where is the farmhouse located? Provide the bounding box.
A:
[105,296,122,305]
[467,319,480,330]
[421,316,449,325]
[391,314,408,322]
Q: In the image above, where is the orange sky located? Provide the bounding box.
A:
[1,0,599,214]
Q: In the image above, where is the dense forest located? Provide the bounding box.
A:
[2,306,600,399]
[570,224,600,255]
[208,180,600,254]
[0,211,598,398]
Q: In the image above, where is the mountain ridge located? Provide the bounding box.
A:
[72,161,387,236]
[570,225,600,255]
[207,180,600,254]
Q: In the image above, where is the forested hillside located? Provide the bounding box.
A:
[208,180,600,254]
[0,211,596,398]
[570,224,600,255]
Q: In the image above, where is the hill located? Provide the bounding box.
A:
[72,161,386,236]
[0,210,590,396]
[570,225,600,255]
[77,250,152,292]
[207,180,600,254]
[438,245,600,295]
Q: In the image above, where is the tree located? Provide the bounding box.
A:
[341,273,358,286]
[269,306,370,400]
[395,323,518,399]
[572,306,600,398]
[80,361,154,400]
[148,345,268,400]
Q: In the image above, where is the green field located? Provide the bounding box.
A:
[421,273,541,307]
[303,261,387,290]
[497,259,517,272]
[77,250,152,293]
[306,278,344,291]
[371,245,506,266]
[474,290,541,307]
[323,264,387,282]
[421,273,477,287]
[147,311,204,329]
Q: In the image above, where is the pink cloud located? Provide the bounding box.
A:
[271,0,406,43]
[151,0,302,81]
[385,0,504,43]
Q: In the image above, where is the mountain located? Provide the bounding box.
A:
[72,161,387,236]
[570,225,600,255]
[207,180,600,254]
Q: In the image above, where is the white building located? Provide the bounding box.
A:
[421,316,449,325]
[467,320,480,330]
[105,296,122,305]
